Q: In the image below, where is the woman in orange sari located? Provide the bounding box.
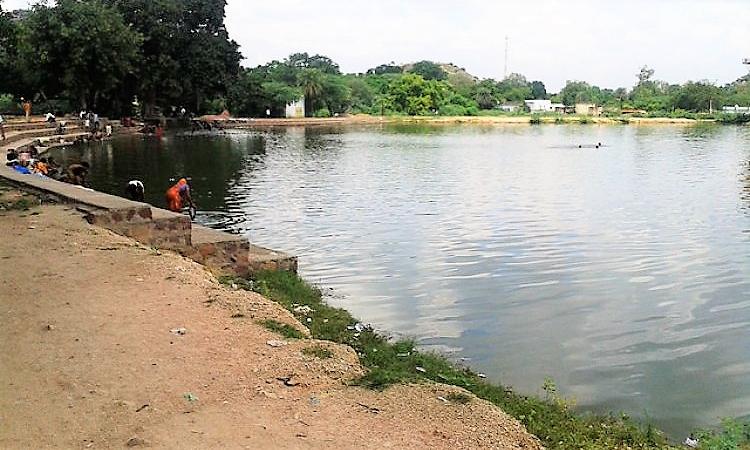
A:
[165,178,195,215]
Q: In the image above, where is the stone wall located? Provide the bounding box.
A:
[1,166,297,277]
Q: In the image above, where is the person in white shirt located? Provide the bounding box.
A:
[0,114,5,141]
[126,180,145,202]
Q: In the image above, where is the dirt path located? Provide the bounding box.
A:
[0,192,542,449]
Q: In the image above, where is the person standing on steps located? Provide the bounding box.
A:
[0,113,5,141]
[22,98,32,122]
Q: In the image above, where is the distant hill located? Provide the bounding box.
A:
[402,61,478,88]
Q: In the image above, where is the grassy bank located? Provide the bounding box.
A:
[221,271,676,449]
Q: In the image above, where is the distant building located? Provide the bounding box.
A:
[285,98,305,118]
[552,103,567,113]
[499,104,521,113]
[575,103,602,116]
[525,99,553,113]
[722,105,750,114]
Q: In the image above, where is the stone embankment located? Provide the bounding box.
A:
[0,161,296,277]
[1,116,94,155]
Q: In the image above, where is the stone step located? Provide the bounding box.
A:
[3,131,89,154]
[3,121,65,133]
[2,125,83,147]
[190,224,297,276]
[35,133,93,154]
[248,243,298,273]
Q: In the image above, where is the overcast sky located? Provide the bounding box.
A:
[5,0,749,91]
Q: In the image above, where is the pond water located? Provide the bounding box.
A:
[51,124,750,436]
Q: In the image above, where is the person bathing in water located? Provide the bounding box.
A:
[165,178,196,218]
[126,180,145,202]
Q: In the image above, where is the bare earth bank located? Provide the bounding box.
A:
[0,195,542,449]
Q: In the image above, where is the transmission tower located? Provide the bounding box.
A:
[504,36,509,79]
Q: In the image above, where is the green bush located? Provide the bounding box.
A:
[464,105,480,116]
[0,94,16,114]
[201,97,227,115]
[438,104,467,116]
[716,113,750,124]
[314,108,331,118]
[258,319,306,339]
[695,418,750,449]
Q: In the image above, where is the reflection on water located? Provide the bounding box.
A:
[51,124,750,436]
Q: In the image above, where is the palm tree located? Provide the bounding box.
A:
[297,69,324,117]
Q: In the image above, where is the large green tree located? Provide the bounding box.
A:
[673,81,724,112]
[298,69,325,116]
[473,79,499,109]
[287,52,341,75]
[103,0,240,115]
[0,1,21,96]
[559,80,598,105]
[19,0,141,112]
[386,73,447,115]
[530,81,547,100]
[345,76,375,113]
[497,73,532,102]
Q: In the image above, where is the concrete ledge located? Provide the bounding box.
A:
[1,165,297,277]
[189,225,251,276]
[0,166,153,214]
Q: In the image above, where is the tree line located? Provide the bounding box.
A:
[0,0,240,116]
[1,0,749,118]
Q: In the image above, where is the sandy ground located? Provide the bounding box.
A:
[0,189,542,449]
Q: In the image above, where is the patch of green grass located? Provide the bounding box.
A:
[222,271,676,449]
[302,345,333,359]
[446,392,472,405]
[695,418,750,450]
[0,197,36,211]
[218,275,255,291]
[258,319,306,340]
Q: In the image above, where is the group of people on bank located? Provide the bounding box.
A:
[5,147,197,218]
[5,147,90,186]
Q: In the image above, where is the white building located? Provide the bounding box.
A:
[722,105,750,114]
[285,98,305,118]
[525,99,553,113]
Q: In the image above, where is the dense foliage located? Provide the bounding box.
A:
[0,0,240,116]
[1,0,748,119]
